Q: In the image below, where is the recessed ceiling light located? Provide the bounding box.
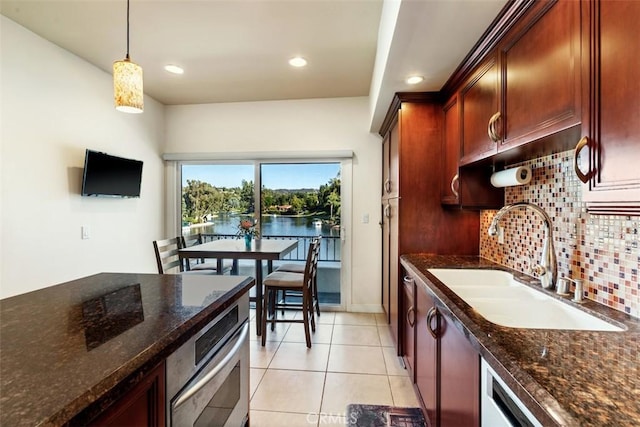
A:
[164,64,184,75]
[406,75,424,85]
[289,57,308,68]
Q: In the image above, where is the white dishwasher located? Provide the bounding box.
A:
[481,358,542,427]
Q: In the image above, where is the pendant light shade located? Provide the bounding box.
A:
[114,0,143,113]
[114,58,143,113]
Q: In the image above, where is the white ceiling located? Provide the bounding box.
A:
[1,0,507,131]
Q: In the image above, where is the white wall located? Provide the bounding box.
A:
[0,16,166,298]
[165,97,383,311]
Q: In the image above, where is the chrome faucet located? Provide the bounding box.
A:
[488,202,558,290]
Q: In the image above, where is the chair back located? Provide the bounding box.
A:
[303,237,321,289]
[314,235,322,260]
[180,233,203,249]
[152,237,184,274]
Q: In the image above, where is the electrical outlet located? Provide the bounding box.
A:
[362,213,369,224]
[81,225,91,240]
[497,226,504,244]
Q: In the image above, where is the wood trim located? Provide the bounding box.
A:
[378,92,442,137]
[441,0,536,98]
[379,1,539,138]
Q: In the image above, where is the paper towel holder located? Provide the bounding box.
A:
[490,166,532,188]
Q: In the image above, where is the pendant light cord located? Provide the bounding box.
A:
[126,0,130,60]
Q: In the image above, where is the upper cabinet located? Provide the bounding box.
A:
[442,94,503,209]
[382,119,400,200]
[576,0,640,214]
[459,55,500,166]
[458,0,582,167]
[497,0,581,151]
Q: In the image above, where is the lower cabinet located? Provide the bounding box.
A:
[404,270,479,427]
[90,361,165,427]
[438,305,480,427]
[414,279,438,425]
[402,275,416,376]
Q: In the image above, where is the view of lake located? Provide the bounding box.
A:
[185,213,340,238]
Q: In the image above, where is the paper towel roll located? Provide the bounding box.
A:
[490,166,532,188]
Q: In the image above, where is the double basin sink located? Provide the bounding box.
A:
[428,269,624,332]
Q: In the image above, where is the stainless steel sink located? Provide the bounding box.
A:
[428,269,625,332]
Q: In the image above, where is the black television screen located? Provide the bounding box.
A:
[81,150,143,197]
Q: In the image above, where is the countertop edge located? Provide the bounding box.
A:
[399,254,638,427]
[57,275,256,427]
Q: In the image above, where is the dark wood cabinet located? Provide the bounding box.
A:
[458,0,582,167]
[382,122,400,199]
[381,131,391,324]
[439,310,480,427]
[382,123,400,345]
[408,271,479,427]
[402,274,416,376]
[90,362,165,427]
[497,0,581,152]
[414,280,438,425]
[442,94,503,209]
[441,95,461,206]
[380,94,480,355]
[459,55,500,166]
[381,195,400,345]
[577,0,640,214]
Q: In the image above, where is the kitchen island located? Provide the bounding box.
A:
[401,254,639,427]
[0,273,254,426]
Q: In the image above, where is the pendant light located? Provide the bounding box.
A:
[113,0,143,113]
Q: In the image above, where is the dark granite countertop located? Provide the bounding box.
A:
[0,273,254,427]
[400,254,639,427]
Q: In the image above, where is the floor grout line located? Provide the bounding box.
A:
[249,311,417,425]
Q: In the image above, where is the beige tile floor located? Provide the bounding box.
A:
[248,310,421,427]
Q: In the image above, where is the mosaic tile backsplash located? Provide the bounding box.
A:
[480,150,639,318]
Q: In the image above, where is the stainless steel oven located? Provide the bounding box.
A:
[167,293,250,427]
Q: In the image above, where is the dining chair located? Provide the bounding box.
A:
[152,237,216,275]
[180,234,236,274]
[261,238,319,348]
[275,236,322,315]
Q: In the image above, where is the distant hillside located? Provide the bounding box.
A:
[270,188,317,194]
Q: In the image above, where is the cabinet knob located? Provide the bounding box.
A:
[574,136,590,183]
[384,204,391,218]
[450,174,459,198]
[384,179,391,194]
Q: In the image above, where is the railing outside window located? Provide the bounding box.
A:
[199,233,340,262]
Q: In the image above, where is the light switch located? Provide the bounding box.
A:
[362,214,369,224]
[82,225,91,240]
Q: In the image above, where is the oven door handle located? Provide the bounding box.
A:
[172,322,249,410]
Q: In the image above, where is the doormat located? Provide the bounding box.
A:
[346,404,427,427]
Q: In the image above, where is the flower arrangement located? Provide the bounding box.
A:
[237,218,259,239]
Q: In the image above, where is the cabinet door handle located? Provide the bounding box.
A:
[450,173,459,198]
[403,275,413,284]
[384,204,391,218]
[426,306,439,339]
[384,179,391,194]
[574,136,590,183]
[494,112,502,142]
[487,112,501,142]
[407,306,416,327]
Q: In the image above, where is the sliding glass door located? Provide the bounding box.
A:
[179,160,342,307]
[260,163,341,305]
[181,163,255,237]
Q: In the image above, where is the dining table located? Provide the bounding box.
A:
[179,238,299,335]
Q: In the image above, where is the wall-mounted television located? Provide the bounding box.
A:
[81,150,143,197]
